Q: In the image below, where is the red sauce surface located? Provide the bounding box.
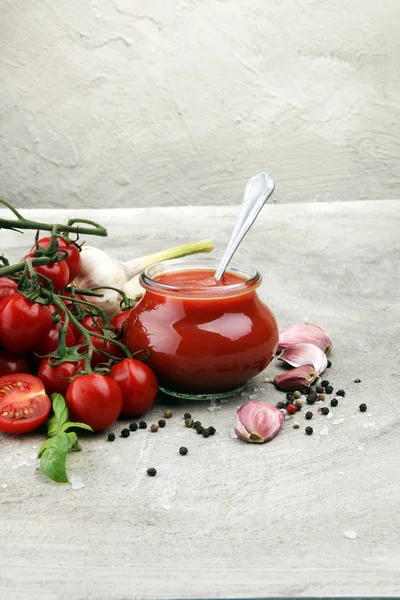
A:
[126,269,278,394]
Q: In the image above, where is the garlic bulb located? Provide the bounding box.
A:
[73,239,214,317]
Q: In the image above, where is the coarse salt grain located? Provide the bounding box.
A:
[320,426,329,436]
[344,530,357,540]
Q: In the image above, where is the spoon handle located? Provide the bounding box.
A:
[214,171,275,281]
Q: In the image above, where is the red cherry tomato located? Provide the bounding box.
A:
[23,253,70,292]
[0,373,51,434]
[38,358,84,395]
[80,314,104,333]
[77,334,123,368]
[65,374,123,431]
[0,293,53,353]
[31,236,82,282]
[110,309,130,341]
[109,358,158,418]
[35,323,76,356]
[0,349,31,377]
[0,277,18,302]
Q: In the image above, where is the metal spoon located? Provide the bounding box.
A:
[214,171,275,281]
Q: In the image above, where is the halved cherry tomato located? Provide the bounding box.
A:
[0,294,53,353]
[23,253,70,292]
[35,323,76,356]
[0,349,31,377]
[0,277,18,302]
[0,373,51,434]
[110,309,130,341]
[109,358,158,418]
[38,358,84,395]
[31,236,82,282]
[65,374,123,431]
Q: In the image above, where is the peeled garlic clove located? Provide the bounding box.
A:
[273,364,317,391]
[278,342,327,375]
[234,401,284,443]
[278,323,332,355]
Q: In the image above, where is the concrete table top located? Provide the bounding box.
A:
[0,201,399,599]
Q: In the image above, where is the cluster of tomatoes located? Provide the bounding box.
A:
[0,235,158,436]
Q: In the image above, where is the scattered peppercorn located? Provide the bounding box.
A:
[158,419,166,428]
[305,411,313,420]
[179,446,188,455]
[185,418,194,428]
[325,385,333,394]
[293,423,300,429]
[184,412,192,419]
[286,392,295,401]
[316,385,324,394]
[337,389,345,397]
[305,426,314,435]
[276,401,286,409]
[303,386,312,395]
[293,390,302,399]
[320,379,328,387]
[202,430,210,438]
[321,407,330,416]
[317,394,325,402]
[164,409,173,418]
[295,400,303,411]
[129,422,138,432]
[306,392,317,405]
[359,403,367,412]
[120,428,130,438]
[150,424,159,432]
[107,432,115,441]
[327,360,332,368]
[193,421,201,430]
[285,399,294,408]
[139,421,147,429]
[197,426,205,434]
[330,398,338,407]
[147,468,157,477]
[354,378,361,383]
[286,403,297,415]
[208,426,216,435]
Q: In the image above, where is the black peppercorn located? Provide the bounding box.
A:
[354,378,361,383]
[286,392,295,401]
[202,430,210,438]
[305,411,313,420]
[196,426,204,434]
[139,421,147,429]
[107,432,115,441]
[321,380,329,387]
[120,428,130,438]
[321,407,330,416]
[327,360,332,368]
[276,401,286,409]
[193,421,201,430]
[330,398,338,407]
[129,423,138,432]
[359,403,367,412]
[179,447,188,455]
[184,412,192,419]
[208,426,216,435]
[158,419,166,428]
[306,392,317,405]
[164,409,173,418]
[316,385,324,394]
[147,468,157,476]
[337,389,345,397]
[303,386,312,395]
[305,426,313,435]
[325,385,333,394]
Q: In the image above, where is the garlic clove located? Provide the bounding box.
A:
[278,342,327,375]
[272,364,317,391]
[278,323,332,355]
[234,401,284,443]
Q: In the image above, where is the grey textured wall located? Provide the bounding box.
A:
[0,0,399,208]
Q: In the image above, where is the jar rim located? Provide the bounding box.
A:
[140,257,262,298]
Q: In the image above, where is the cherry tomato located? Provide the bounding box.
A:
[31,236,82,282]
[35,323,76,356]
[77,334,123,368]
[23,253,70,292]
[65,374,123,431]
[110,309,130,341]
[0,293,53,353]
[109,358,158,418]
[38,358,84,395]
[0,373,51,434]
[0,277,18,302]
[0,349,31,377]
[80,314,104,333]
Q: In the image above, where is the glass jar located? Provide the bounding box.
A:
[125,258,278,400]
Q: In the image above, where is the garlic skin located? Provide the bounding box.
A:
[272,364,317,391]
[234,401,284,443]
[278,323,332,355]
[278,342,327,375]
[73,240,214,317]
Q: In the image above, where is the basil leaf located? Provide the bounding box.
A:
[39,432,77,483]
[60,421,94,434]
[37,437,54,459]
[47,393,70,437]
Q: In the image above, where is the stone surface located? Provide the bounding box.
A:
[0,201,399,599]
[1,0,400,208]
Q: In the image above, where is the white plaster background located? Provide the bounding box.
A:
[0,0,399,208]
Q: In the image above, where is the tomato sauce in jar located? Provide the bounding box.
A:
[125,259,278,399]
